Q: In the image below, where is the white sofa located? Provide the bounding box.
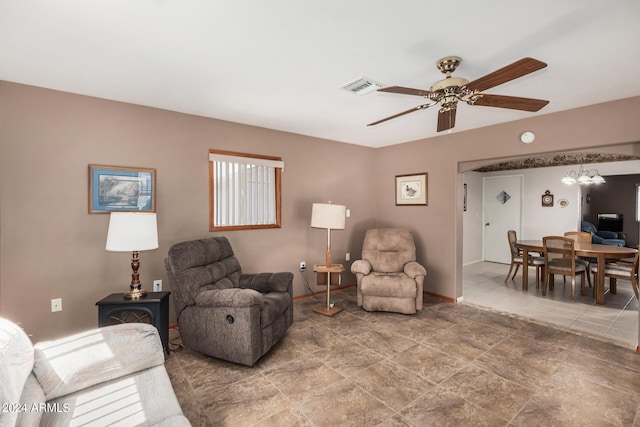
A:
[0,317,190,426]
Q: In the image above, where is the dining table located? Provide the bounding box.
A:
[515,239,637,304]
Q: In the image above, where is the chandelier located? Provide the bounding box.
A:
[561,165,606,185]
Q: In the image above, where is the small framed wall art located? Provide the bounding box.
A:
[541,190,554,207]
[89,164,156,213]
[396,173,428,206]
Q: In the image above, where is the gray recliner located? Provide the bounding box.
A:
[351,228,427,314]
[165,237,293,366]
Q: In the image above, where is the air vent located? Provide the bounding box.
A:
[340,76,383,95]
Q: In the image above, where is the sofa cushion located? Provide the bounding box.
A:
[166,237,243,317]
[33,323,165,400]
[41,365,188,426]
[361,229,416,273]
[0,318,36,427]
[360,272,418,298]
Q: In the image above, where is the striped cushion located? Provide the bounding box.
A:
[590,264,634,275]
[549,259,585,272]
[514,255,544,265]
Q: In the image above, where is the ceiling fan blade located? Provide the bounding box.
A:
[367,104,430,126]
[472,94,549,112]
[377,86,436,98]
[437,108,457,132]
[464,58,547,93]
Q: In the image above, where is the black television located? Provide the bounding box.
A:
[597,213,623,232]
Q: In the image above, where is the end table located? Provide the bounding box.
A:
[96,291,171,354]
[313,264,344,316]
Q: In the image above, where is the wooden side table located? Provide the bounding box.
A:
[96,291,171,354]
[313,264,344,316]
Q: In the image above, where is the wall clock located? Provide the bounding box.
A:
[541,190,554,207]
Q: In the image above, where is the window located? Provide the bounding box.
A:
[209,149,284,231]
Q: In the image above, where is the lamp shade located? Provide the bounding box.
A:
[106,212,158,252]
[311,203,346,230]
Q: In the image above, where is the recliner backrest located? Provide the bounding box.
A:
[361,228,416,273]
[165,237,242,317]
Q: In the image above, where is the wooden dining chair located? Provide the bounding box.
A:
[543,236,586,301]
[563,231,593,289]
[589,251,639,300]
[505,230,544,288]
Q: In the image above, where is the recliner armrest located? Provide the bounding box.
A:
[404,261,427,278]
[239,272,293,293]
[196,288,264,307]
[351,260,371,275]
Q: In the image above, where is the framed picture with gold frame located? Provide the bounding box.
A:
[395,173,428,206]
[88,164,156,213]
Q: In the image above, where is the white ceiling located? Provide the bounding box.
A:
[2,1,639,148]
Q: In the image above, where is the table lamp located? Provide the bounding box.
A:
[311,202,346,267]
[106,212,158,300]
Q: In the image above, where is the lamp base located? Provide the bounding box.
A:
[313,306,343,317]
[123,287,147,300]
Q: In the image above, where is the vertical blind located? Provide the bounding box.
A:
[209,152,284,227]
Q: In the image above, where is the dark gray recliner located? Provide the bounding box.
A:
[165,237,293,366]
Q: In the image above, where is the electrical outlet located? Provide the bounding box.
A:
[345,252,350,261]
[51,298,62,312]
[153,280,162,292]
[299,261,306,272]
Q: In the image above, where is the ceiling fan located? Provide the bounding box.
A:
[368,56,549,132]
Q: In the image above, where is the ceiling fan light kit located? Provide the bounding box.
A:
[561,165,606,185]
[368,56,549,133]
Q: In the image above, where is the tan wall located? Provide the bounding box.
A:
[2,80,640,341]
[0,82,377,341]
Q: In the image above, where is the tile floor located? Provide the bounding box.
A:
[165,285,640,426]
[464,261,639,349]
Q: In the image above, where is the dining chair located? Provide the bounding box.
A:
[543,236,586,302]
[563,231,593,289]
[589,251,639,300]
[505,230,544,288]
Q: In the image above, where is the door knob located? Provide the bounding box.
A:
[485,222,490,226]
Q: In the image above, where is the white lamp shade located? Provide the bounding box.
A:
[106,212,159,252]
[311,203,346,230]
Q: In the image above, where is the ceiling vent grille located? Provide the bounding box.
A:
[340,76,383,95]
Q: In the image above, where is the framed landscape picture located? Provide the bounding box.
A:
[89,165,156,213]
[395,173,428,206]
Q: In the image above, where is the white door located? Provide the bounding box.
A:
[483,175,523,264]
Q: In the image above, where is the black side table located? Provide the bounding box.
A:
[96,291,171,354]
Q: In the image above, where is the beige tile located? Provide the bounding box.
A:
[394,344,467,385]
[351,328,417,358]
[182,356,257,395]
[311,337,384,378]
[441,365,534,421]
[425,329,492,362]
[252,407,314,427]
[353,359,434,411]
[261,357,345,403]
[298,379,396,427]
[514,364,638,426]
[399,387,506,426]
[199,374,292,426]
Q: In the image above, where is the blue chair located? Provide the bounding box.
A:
[580,221,626,247]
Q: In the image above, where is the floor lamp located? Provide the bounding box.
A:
[106,212,159,300]
[311,202,346,316]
